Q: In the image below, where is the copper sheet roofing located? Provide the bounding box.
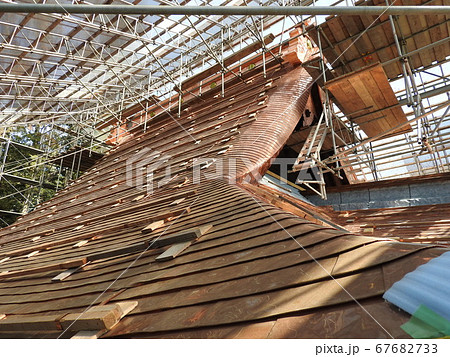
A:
[0,52,448,338]
[337,203,450,245]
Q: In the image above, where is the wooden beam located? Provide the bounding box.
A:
[0,302,138,333]
[62,301,138,332]
[61,305,122,331]
[0,314,64,332]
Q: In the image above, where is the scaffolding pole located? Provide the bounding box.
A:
[0,5,448,16]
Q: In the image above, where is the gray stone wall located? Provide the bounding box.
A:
[308,180,450,211]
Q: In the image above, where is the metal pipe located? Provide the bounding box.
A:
[399,83,450,106]
[0,138,10,177]
[0,5,448,16]
[325,102,450,162]
[430,105,450,137]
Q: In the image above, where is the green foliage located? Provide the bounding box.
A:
[0,125,75,227]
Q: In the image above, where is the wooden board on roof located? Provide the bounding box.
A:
[324,63,411,138]
[424,0,450,63]
[309,0,449,81]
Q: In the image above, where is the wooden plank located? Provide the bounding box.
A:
[267,299,409,339]
[72,240,89,248]
[326,63,410,136]
[115,301,139,317]
[415,29,433,68]
[141,220,165,234]
[149,224,213,248]
[348,75,388,134]
[0,314,63,331]
[369,65,398,106]
[61,305,121,331]
[71,329,106,339]
[425,8,449,62]
[346,16,373,57]
[169,197,185,206]
[0,258,87,280]
[156,241,192,262]
[359,71,394,132]
[382,247,444,289]
[26,250,40,258]
[328,79,366,114]
[326,17,348,47]
[325,62,378,86]
[396,12,413,40]
[52,268,79,282]
[59,301,138,333]
[87,241,148,262]
[377,19,404,76]
[132,194,145,202]
[51,263,89,282]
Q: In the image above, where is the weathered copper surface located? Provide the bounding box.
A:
[0,40,447,339]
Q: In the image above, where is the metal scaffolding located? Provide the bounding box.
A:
[288,0,450,199]
[0,0,449,213]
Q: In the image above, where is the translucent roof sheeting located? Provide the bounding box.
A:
[0,0,302,127]
[383,251,450,322]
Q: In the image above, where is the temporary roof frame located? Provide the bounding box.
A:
[0,0,449,214]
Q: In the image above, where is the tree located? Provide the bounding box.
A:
[0,125,73,227]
